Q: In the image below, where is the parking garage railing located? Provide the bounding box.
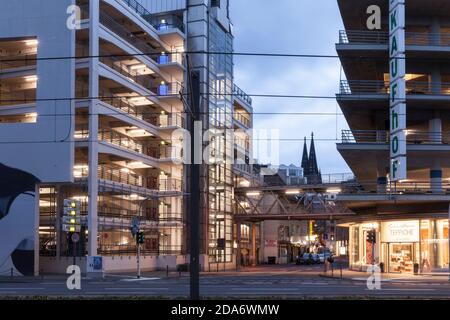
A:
[339,80,450,95]
[341,129,450,144]
[339,30,450,46]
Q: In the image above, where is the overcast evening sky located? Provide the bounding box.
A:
[231,0,350,174]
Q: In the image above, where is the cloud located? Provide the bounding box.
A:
[231,0,350,173]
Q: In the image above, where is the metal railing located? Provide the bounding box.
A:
[146,145,183,160]
[344,180,450,195]
[339,80,450,95]
[234,112,251,128]
[0,53,37,70]
[99,54,156,90]
[342,129,450,144]
[150,112,184,128]
[99,129,144,153]
[157,52,184,65]
[153,82,183,96]
[233,84,253,105]
[98,165,144,187]
[159,178,183,192]
[339,30,450,46]
[99,11,159,60]
[120,0,185,33]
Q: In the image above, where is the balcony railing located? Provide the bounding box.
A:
[157,52,184,65]
[344,180,450,195]
[147,113,184,128]
[146,145,183,160]
[99,11,159,59]
[99,129,144,154]
[234,112,251,128]
[339,30,450,46]
[98,165,144,187]
[339,80,450,95]
[153,82,183,97]
[342,129,450,144]
[99,54,156,90]
[233,84,253,105]
[120,0,185,33]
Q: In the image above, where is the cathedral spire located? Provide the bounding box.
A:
[308,132,322,184]
[301,136,309,175]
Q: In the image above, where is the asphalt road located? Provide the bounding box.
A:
[1,264,450,299]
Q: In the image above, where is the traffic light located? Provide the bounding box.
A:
[366,230,376,244]
[137,232,145,244]
[63,199,82,233]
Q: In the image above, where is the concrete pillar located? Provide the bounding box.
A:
[430,166,443,194]
[448,203,450,282]
[251,223,257,266]
[376,164,387,194]
[34,185,40,276]
[87,0,100,257]
[431,67,442,95]
[429,116,442,143]
[431,17,441,46]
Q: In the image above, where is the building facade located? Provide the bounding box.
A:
[336,0,450,273]
[0,0,254,274]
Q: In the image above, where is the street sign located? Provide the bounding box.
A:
[62,224,81,233]
[71,233,80,243]
[63,198,82,233]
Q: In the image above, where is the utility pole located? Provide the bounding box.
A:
[189,69,201,300]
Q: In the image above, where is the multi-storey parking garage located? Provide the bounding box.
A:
[335,0,450,274]
[0,0,256,275]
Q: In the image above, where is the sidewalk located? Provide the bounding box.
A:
[320,267,450,283]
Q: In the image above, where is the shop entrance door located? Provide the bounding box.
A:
[388,243,414,273]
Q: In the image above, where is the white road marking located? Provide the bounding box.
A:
[105,287,169,290]
[120,277,161,282]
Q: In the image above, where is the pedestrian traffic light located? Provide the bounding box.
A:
[137,232,145,244]
[366,230,376,244]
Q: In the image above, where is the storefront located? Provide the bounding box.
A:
[347,219,449,273]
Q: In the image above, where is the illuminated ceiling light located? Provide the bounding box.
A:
[239,180,251,187]
[25,75,38,82]
[130,64,146,70]
[246,191,260,197]
[326,188,341,194]
[25,39,38,46]
[120,168,130,173]
[73,164,88,169]
[285,189,301,195]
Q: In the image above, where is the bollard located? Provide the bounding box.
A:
[217,263,219,273]
[331,263,334,277]
[166,265,169,277]
[340,263,343,279]
[10,268,13,278]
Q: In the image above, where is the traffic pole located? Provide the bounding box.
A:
[189,69,201,300]
[137,242,141,279]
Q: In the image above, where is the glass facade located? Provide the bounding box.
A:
[207,17,235,263]
[348,219,449,273]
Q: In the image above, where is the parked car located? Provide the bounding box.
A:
[317,248,333,264]
[296,253,313,265]
[296,253,320,265]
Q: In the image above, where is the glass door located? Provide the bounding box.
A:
[389,243,414,273]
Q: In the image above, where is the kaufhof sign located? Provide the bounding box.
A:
[389,0,407,181]
[381,221,419,243]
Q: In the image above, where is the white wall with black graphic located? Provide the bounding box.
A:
[0,0,75,275]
